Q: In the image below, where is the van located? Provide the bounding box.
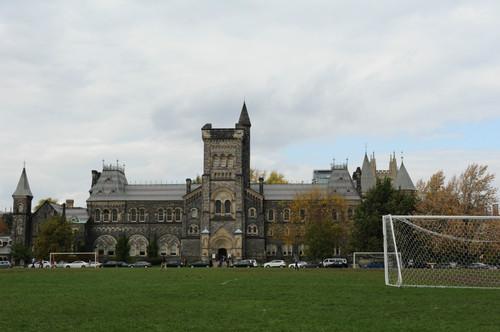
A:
[323,257,348,268]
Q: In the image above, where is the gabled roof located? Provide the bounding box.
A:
[238,102,251,127]
[327,168,361,199]
[394,161,415,191]
[12,168,33,197]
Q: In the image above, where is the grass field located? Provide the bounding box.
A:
[1,268,499,332]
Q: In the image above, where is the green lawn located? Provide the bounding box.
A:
[1,268,498,332]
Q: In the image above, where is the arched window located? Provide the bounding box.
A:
[139,208,145,222]
[220,154,227,167]
[175,208,182,222]
[298,244,305,256]
[111,209,118,222]
[188,224,199,235]
[248,208,256,218]
[130,209,137,222]
[283,209,290,222]
[224,200,231,214]
[158,209,164,222]
[103,209,110,222]
[166,208,173,222]
[227,155,234,168]
[282,244,293,256]
[266,244,277,256]
[215,200,222,214]
[267,209,275,221]
[191,208,198,218]
[213,154,220,167]
[247,224,258,235]
[95,209,101,222]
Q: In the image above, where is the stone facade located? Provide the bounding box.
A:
[12,103,416,263]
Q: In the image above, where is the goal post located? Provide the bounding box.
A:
[383,215,500,289]
[49,252,98,268]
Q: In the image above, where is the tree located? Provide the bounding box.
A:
[34,197,58,211]
[33,216,74,259]
[265,171,288,184]
[417,164,497,215]
[250,168,288,184]
[192,175,202,184]
[352,178,417,251]
[115,235,130,262]
[281,189,351,260]
[0,215,9,234]
[11,243,32,265]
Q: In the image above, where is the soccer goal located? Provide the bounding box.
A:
[49,252,98,268]
[383,215,500,289]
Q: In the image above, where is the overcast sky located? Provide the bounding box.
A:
[1,1,499,210]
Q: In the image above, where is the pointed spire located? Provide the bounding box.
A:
[394,160,415,191]
[361,152,376,194]
[238,101,251,127]
[13,167,33,197]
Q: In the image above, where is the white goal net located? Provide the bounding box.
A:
[383,215,500,289]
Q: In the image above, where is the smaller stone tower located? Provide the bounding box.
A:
[12,167,33,246]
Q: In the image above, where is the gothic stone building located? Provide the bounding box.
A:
[10,103,415,262]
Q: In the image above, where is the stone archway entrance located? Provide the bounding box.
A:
[217,248,227,260]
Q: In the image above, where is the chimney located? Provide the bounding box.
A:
[493,203,499,216]
[65,199,74,209]
[259,177,264,195]
[186,178,192,194]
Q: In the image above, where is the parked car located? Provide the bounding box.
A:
[323,258,348,268]
[247,259,258,267]
[165,258,184,268]
[288,261,308,269]
[303,262,322,269]
[190,261,210,268]
[102,261,128,268]
[0,261,12,269]
[232,259,255,268]
[263,260,286,268]
[30,260,51,268]
[64,261,89,268]
[129,261,152,268]
[468,262,497,270]
[88,261,103,268]
[363,261,384,269]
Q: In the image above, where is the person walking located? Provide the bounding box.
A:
[161,255,167,270]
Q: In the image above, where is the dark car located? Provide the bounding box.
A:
[190,261,210,268]
[232,259,254,268]
[166,258,184,268]
[364,261,384,269]
[129,261,152,268]
[102,261,128,268]
[303,262,322,268]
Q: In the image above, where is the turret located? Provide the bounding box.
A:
[235,102,251,188]
[12,167,33,246]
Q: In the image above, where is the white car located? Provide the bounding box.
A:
[30,260,51,268]
[263,260,286,268]
[88,261,102,268]
[64,261,89,268]
[288,261,307,269]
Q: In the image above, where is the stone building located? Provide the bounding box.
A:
[10,103,416,262]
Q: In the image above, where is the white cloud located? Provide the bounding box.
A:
[1,1,499,209]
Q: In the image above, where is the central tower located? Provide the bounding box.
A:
[200,103,251,261]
